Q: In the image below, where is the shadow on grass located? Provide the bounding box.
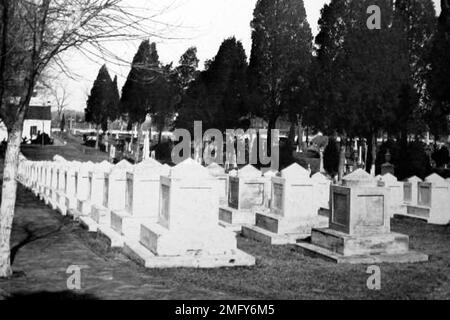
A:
[10,223,63,265]
[6,291,99,300]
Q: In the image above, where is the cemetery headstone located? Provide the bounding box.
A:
[219,165,266,231]
[243,164,329,245]
[296,169,429,264]
[125,159,255,268]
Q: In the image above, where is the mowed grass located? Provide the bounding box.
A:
[21,138,108,163]
[3,141,450,300]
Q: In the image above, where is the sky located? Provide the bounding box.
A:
[58,0,442,112]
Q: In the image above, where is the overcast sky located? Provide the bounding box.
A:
[59,0,442,112]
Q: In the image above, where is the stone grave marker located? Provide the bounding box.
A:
[296,169,429,264]
[243,164,329,245]
[219,165,266,231]
[110,159,170,243]
[124,158,255,268]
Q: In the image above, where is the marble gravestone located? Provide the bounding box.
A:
[89,160,134,228]
[68,161,94,218]
[262,169,278,209]
[243,164,329,245]
[48,164,59,209]
[207,163,229,205]
[403,176,422,207]
[91,160,133,226]
[124,159,255,268]
[311,172,332,211]
[41,162,51,201]
[110,159,170,243]
[76,161,113,231]
[54,163,70,215]
[64,162,82,212]
[378,173,404,218]
[401,174,450,225]
[219,165,266,231]
[83,161,113,214]
[296,169,429,264]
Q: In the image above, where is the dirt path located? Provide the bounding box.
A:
[0,184,249,300]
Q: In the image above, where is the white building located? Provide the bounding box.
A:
[23,97,52,142]
[0,95,52,143]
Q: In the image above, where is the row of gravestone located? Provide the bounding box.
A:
[17,155,447,266]
[375,173,450,225]
[16,157,255,268]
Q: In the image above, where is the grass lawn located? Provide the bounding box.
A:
[1,142,449,300]
[21,135,108,163]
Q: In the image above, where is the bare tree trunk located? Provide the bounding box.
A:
[0,122,23,277]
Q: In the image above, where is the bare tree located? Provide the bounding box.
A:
[49,83,69,122]
[0,0,175,278]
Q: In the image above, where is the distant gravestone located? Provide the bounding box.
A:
[207,163,228,205]
[311,172,332,210]
[110,158,170,242]
[243,164,329,245]
[91,160,133,226]
[64,162,82,211]
[379,173,404,218]
[73,161,95,217]
[219,165,266,231]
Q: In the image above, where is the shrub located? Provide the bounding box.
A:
[432,146,450,168]
[324,138,339,177]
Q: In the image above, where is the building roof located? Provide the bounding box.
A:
[25,106,52,121]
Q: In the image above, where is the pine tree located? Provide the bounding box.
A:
[85,65,116,149]
[121,40,161,125]
[177,37,249,132]
[392,0,436,142]
[248,0,313,133]
[425,0,450,139]
[176,47,200,91]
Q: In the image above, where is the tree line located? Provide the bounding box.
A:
[87,0,449,167]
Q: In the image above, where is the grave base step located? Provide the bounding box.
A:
[218,221,246,233]
[241,225,308,245]
[407,205,431,219]
[141,222,239,257]
[310,228,411,256]
[124,241,255,269]
[219,207,255,227]
[56,203,68,216]
[91,205,110,226]
[76,199,92,217]
[97,225,125,248]
[255,212,329,235]
[111,211,155,243]
[79,216,99,233]
[65,196,77,211]
[295,242,429,264]
[67,207,87,220]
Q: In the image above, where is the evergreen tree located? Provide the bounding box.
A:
[309,0,408,160]
[176,47,200,91]
[121,40,161,125]
[426,0,450,139]
[248,0,313,133]
[85,65,116,148]
[177,37,249,132]
[392,0,436,141]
